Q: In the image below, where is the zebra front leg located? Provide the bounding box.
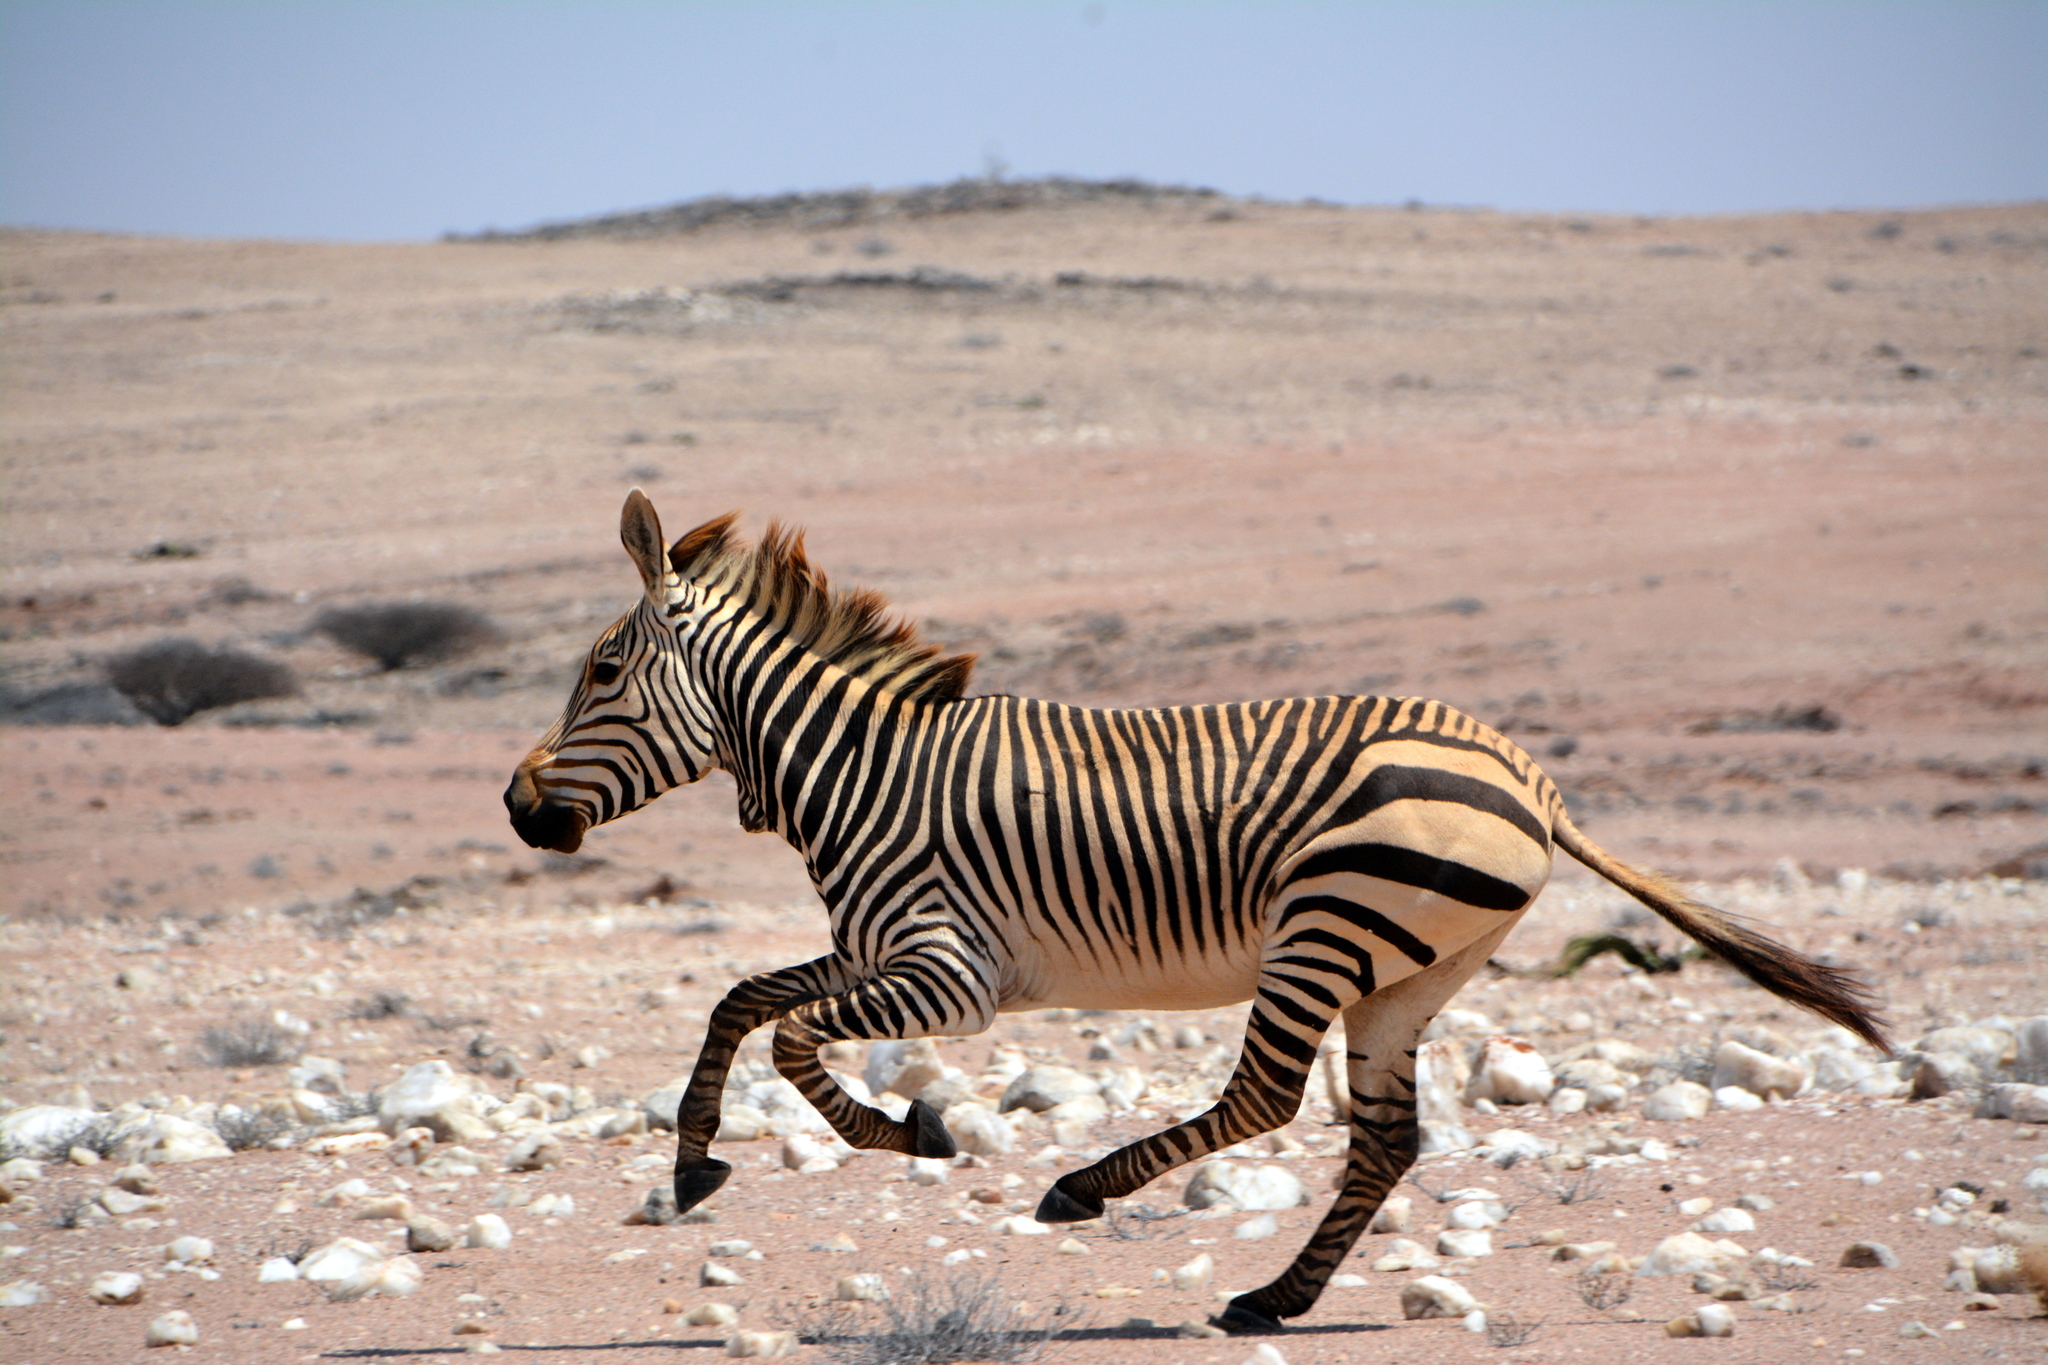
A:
[1035,968,1343,1225]
[672,955,854,1213]
[1214,921,1522,1335]
[770,949,995,1159]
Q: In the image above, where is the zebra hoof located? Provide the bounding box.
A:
[1210,1299,1285,1336]
[1033,1181,1104,1224]
[907,1099,958,1159]
[673,1158,732,1213]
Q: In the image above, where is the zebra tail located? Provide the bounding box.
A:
[1552,811,1892,1056]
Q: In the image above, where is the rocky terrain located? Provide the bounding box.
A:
[2,182,2046,1360]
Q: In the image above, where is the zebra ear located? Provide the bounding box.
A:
[620,489,668,595]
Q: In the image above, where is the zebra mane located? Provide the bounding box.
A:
[668,512,977,703]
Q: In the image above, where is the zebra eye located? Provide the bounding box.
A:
[589,659,622,687]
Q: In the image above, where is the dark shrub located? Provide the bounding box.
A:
[198,1017,302,1067]
[0,681,145,726]
[104,639,298,726]
[313,601,501,670]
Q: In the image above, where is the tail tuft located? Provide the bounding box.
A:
[1553,813,1891,1055]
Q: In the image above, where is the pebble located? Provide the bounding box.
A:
[89,1271,146,1305]
[726,1329,799,1357]
[709,1239,758,1258]
[1695,1207,1756,1235]
[1056,1238,1090,1256]
[1234,1214,1278,1241]
[1371,1238,1440,1273]
[1176,1318,1226,1338]
[1463,1036,1556,1105]
[993,1215,1049,1236]
[1642,1081,1712,1122]
[504,1131,564,1172]
[328,1255,422,1301]
[0,1280,47,1307]
[1400,1274,1480,1320]
[380,1061,492,1144]
[1182,1161,1311,1212]
[702,1261,745,1287]
[1638,1232,1749,1278]
[834,1273,887,1301]
[161,1236,214,1266]
[1839,1241,1898,1269]
[947,1107,1015,1157]
[1369,1195,1412,1234]
[1435,1228,1493,1258]
[1712,1040,1809,1099]
[257,1257,301,1283]
[407,1217,459,1253]
[1000,1066,1101,1114]
[1172,1252,1215,1291]
[465,1215,513,1250]
[145,1310,199,1347]
[687,1303,738,1325]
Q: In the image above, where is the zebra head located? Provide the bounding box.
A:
[504,490,732,853]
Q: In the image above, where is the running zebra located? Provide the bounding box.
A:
[505,492,1887,1335]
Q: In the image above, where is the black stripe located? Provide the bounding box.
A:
[1330,763,1550,849]
[1294,842,1530,912]
[1286,894,1438,968]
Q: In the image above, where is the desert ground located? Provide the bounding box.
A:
[2,183,2046,1362]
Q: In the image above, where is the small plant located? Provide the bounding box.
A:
[1575,1268,1634,1314]
[1486,1310,1542,1347]
[792,1268,1070,1365]
[49,1195,96,1230]
[1551,932,1697,977]
[198,1017,302,1068]
[64,1114,132,1161]
[214,1105,296,1151]
[346,990,412,1021]
[313,601,501,670]
[1756,1262,1819,1294]
[104,638,298,725]
[1515,1163,1614,1206]
[1100,1204,1186,1240]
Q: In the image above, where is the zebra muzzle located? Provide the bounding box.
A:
[504,768,589,853]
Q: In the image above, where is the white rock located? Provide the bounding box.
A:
[89,1271,145,1305]
[1239,1344,1290,1365]
[289,1056,347,1096]
[1963,1245,2036,1294]
[1638,1231,1749,1277]
[137,1115,232,1164]
[464,1215,513,1250]
[1712,1041,1809,1100]
[1476,1128,1553,1165]
[1694,1302,1737,1336]
[1447,1201,1506,1230]
[781,1134,837,1171]
[1677,1196,1714,1217]
[1911,1051,1981,1099]
[298,1238,387,1281]
[907,1157,950,1186]
[1436,1228,1493,1258]
[145,1310,198,1346]
[702,1261,745,1287]
[257,1257,301,1283]
[1554,1057,1630,1091]
[162,1236,213,1266]
[1369,1195,1412,1234]
[0,1106,104,1161]
[1978,1083,2048,1123]
[380,1062,490,1143]
[1172,1252,1215,1291]
[1000,1066,1101,1113]
[1234,1213,1278,1240]
[504,1131,564,1171]
[1172,1024,1206,1050]
[2015,1016,2048,1083]
[1464,1037,1555,1106]
[1642,1081,1712,1121]
[527,1193,575,1217]
[993,1215,1049,1236]
[866,1039,949,1099]
[1695,1207,1757,1235]
[834,1273,888,1301]
[0,1280,48,1307]
[328,1255,422,1301]
[686,1303,739,1326]
[1183,1161,1312,1211]
[715,1103,771,1143]
[1415,1039,1474,1153]
[1400,1274,1480,1320]
[1422,1009,1495,1040]
[1548,1087,1588,1115]
[1371,1238,1440,1273]
[947,1107,1014,1156]
[1713,1085,1765,1112]
[1585,1083,1631,1112]
[726,1329,800,1358]
[1916,1026,2014,1075]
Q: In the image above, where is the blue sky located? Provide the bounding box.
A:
[2,2,2043,241]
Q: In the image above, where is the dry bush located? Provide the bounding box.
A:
[1575,1269,1634,1314]
[313,601,501,670]
[214,1105,296,1151]
[104,638,297,725]
[1485,1310,1542,1346]
[198,1018,302,1068]
[792,1268,1070,1365]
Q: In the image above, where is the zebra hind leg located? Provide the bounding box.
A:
[1212,921,1524,1334]
[1211,997,1422,1334]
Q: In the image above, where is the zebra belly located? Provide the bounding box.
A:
[999,939,1260,1013]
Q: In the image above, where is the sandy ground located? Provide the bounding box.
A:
[2,187,2046,1361]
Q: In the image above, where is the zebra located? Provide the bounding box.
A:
[505,491,1888,1335]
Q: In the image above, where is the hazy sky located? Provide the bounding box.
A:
[3,2,2043,241]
